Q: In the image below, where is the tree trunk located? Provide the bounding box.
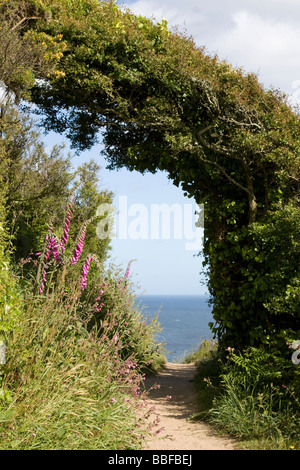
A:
[242,159,257,224]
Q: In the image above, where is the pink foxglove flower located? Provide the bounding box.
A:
[113,334,118,344]
[80,256,92,290]
[39,235,61,293]
[125,259,136,278]
[71,226,87,265]
[50,237,60,262]
[60,200,72,253]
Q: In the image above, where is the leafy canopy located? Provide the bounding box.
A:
[1,0,299,349]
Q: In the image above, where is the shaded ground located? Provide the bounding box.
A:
[143,362,236,450]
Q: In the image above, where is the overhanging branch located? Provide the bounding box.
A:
[197,154,250,195]
[9,16,39,32]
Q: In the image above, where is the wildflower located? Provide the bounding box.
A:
[125,261,131,278]
[49,237,60,262]
[71,225,87,265]
[39,233,64,293]
[111,397,116,403]
[124,259,137,278]
[113,334,118,344]
[60,200,72,253]
[80,256,92,290]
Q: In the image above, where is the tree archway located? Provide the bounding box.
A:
[2,0,299,350]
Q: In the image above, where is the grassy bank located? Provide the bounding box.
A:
[184,340,300,450]
[0,268,166,450]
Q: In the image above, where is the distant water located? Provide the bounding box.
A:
[136,295,215,362]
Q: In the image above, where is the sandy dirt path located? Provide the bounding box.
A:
[142,362,236,450]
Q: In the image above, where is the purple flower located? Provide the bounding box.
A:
[113,334,118,344]
[71,226,87,265]
[125,261,132,278]
[60,201,72,253]
[124,259,136,279]
[39,235,62,293]
[80,256,92,290]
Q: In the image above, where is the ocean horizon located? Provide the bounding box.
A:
[136,294,215,362]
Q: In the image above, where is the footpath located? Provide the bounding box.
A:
[143,362,236,450]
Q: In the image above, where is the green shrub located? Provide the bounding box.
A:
[183,339,218,365]
[0,202,164,449]
[82,264,166,374]
[183,340,222,416]
[208,346,300,449]
[0,275,163,449]
[0,182,23,411]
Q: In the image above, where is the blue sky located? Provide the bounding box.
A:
[44,135,204,296]
[44,0,300,295]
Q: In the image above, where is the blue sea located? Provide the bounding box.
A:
[136,295,215,362]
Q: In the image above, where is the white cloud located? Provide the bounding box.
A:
[123,0,300,94]
[122,0,206,29]
[288,80,300,108]
[209,10,300,92]
[213,11,300,68]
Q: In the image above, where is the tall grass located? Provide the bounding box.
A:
[187,341,300,450]
[207,347,300,450]
[0,202,166,449]
[183,340,222,416]
[0,276,164,449]
[208,373,299,450]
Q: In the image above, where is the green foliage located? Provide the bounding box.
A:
[0,100,72,260]
[208,346,299,449]
[68,160,113,268]
[0,206,164,449]
[206,202,300,349]
[10,0,298,353]
[0,100,112,267]
[0,0,66,101]
[0,166,23,411]
[182,338,218,365]
[183,340,221,416]
[0,276,163,449]
[0,175,22,345]
[250,204,300,321]
[0,248,22,339]
[0,4,299,448]
[82,264,166,373]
